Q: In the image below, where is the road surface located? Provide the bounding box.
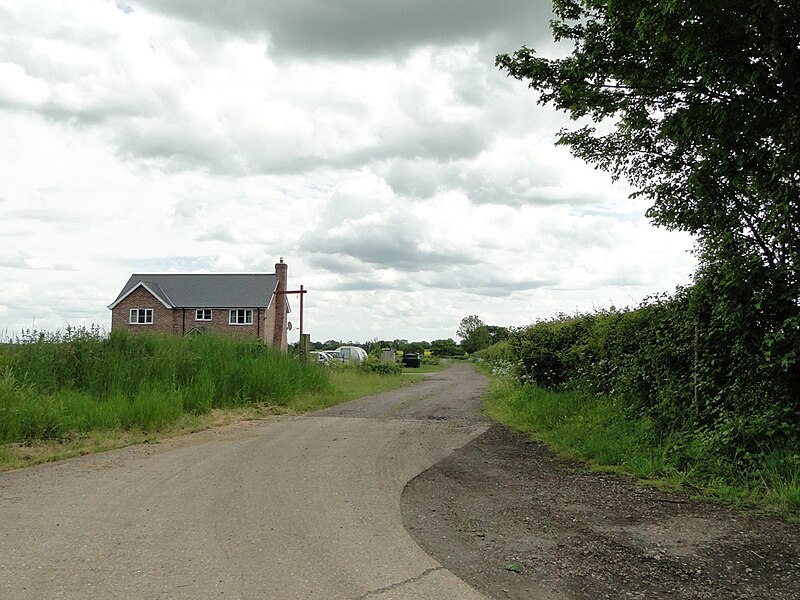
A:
[0,363,490,599]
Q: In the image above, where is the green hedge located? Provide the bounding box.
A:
[508,277,799,472]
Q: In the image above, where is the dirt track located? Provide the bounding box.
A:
[402,420,800,599]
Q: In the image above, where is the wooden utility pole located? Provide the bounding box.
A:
[275,285,309,359]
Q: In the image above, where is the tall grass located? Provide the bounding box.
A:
[483,375,800,517]
[0,330,330,444]
[484,380,669,477]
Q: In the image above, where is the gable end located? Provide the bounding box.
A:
[108,281,173,310]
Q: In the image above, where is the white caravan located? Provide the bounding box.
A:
[335,345,368,363]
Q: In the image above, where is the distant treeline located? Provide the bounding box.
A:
[309,315,510,357]
[309,337,467,357]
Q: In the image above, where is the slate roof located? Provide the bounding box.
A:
[109,274,281,309]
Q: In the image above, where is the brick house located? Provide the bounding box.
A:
[108,259,290,350]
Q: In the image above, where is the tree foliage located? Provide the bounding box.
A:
[497,1,800,287]
[506,294,798,474]
[457,315,502,353]
[430,338,462,357]
[457,315,486,340]
[496,1,800,464]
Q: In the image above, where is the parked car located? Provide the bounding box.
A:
[401,352,421,368]
[335,345,368,363]
[323,350,345,363]
[310,351,331,365]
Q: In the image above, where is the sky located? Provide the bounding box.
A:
[0,0,696,344]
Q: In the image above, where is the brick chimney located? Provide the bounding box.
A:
[273,257,288,350]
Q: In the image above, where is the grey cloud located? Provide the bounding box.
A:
[112,109,489,177]
[195,223,241,243]
[172,199,201,225]
[327,277,403,292]
[0,17,194,127]
[559,221,624,250]
[466,182,590,207]
[303,253,369,275]
[284,120,487,174]
[40,99,151,127]
[301,225,478,273]
[115,118,234,170]
[379,159,451,199]
[326,122,487,177]
[421,269,557,297]
[0,251,74,271]
[135,0,554,58]
[602,272,650,288]
[407,121,487,162]
[316,239,470,272]
[0,74,166,128]
[380,156,602,208]
[471,280,556,297]
[308,254,557,297]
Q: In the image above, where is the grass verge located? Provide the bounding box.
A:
[0,332,419,471]
[402,358,454,376]
[0,368,414,471]
[482,374,800,519]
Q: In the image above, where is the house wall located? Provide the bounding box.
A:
[263,306,277,345]
[184,307,268,339]
[111,286,176,334]
[111,288,275,342]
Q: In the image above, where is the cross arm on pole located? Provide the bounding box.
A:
[274,285,307,337]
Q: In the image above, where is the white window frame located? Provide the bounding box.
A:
[195,309,213,321]
[229,309,253,325]
[129,308,153,325]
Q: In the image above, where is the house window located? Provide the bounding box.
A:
[229,309,253,325]
[195,309,213,321]
[129,308,153,324]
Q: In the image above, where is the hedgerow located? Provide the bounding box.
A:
[507,273,800,479]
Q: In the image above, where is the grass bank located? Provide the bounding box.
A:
[0,331,413,470]
[482,373,800,519]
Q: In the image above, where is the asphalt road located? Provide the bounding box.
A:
[0,363,490,599]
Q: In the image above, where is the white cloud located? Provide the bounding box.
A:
[0,250,73,271]
[0,62,49,108]
[210,254,245,271]
[0,0,696,341]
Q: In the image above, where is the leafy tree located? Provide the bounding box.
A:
[497,1,800,287]
[497,1,800,451]
[462,327,492,354]
[405,342,428,355]
[430,338,461,357]
[457,315,486,340]
[487,325,510,345]
[457,315,493,353]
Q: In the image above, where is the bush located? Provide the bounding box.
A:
[505,281,799,471]
[472,340,513,363]
[358,359,403,376]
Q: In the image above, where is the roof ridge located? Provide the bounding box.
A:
[111,272,281,310]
